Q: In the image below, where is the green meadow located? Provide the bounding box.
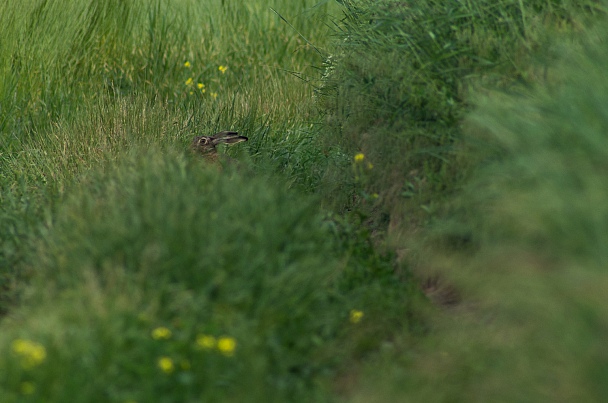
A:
[1,0,607,401]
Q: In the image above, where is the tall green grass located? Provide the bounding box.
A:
[0,0,337,308]
[317,0,604,226]
[338,4,608,402]
[3,0,608,401]
[0,0,422,401]
[0,0,334,160]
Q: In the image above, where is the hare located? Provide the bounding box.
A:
[191,131,248,163]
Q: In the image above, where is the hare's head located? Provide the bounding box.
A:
[191,131,248,156]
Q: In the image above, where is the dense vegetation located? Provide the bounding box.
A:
[1,0,606,401]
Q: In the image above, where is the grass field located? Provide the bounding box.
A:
[1,0,607,401]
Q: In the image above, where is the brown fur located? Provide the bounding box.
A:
[191,131,248,163]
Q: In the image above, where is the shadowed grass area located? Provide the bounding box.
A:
[338,8,608,402]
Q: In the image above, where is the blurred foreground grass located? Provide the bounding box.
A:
[1,151,415,401]
[325,1,608,401]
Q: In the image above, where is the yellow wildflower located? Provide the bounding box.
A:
[354,153,365,163]
[157,356,175,374]
[185,77,193,86]
[210,92,218,100]
[218,65,228,74]
[367,162,374,169]
[20,382,35,395]
[196,334,216,350]
[151,327,172,340]
[349,309,364,324]
[217,336,237,357]
[184,61,191,68]
[197,83,205,89]
[12,339,47,368]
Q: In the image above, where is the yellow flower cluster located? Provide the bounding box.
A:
[182,61,226,99]
[153,328,238,375]
[217,337,237,357]
[151,327,172,340]
[157,356,175,374]
[349,309,364,324]
[11,339,47,369]
[196,334,237,357]
[354,152,365,163]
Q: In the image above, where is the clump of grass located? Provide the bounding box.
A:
[0,149,417,401]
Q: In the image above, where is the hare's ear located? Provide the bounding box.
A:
[211,131,239,138]
[222,135,248,144]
